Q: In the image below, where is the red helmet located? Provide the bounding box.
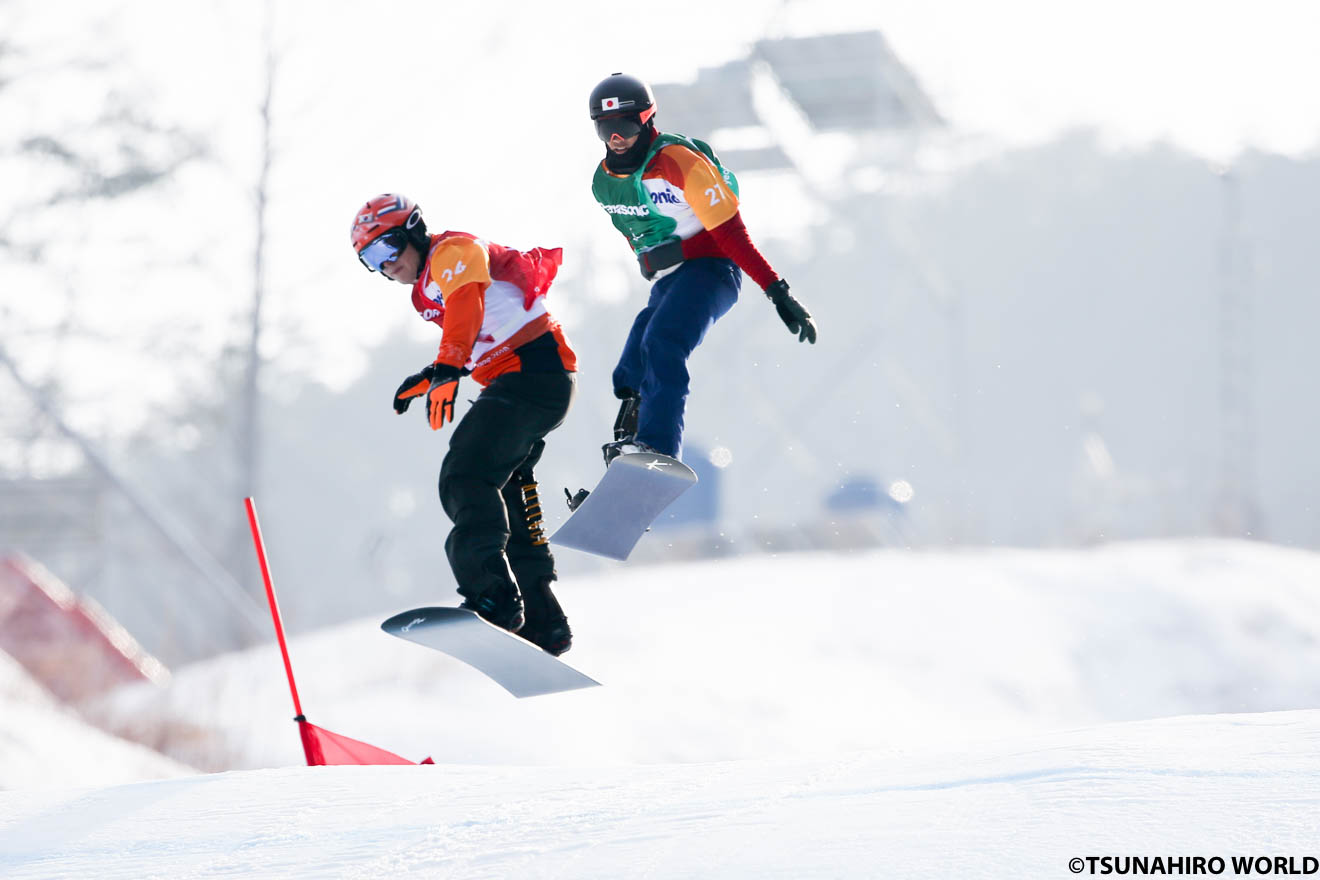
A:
[349,194,428,256]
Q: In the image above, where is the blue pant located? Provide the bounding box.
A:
[612,258,741,458]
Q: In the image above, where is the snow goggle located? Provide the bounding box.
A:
[358,228,409,271]
[595,114,644,143]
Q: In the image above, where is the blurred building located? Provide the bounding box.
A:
[654,444,722,529]
[0,554,167,703]
[652,30,941,175]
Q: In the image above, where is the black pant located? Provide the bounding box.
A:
[438,369,575,597]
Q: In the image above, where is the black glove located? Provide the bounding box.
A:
[764,279,817,344]
[393,363,466,415]
[393,365,438,414]
[637,239,684,281]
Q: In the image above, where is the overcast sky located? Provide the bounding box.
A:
[91,0,1320,157]
[7,0,1319,435]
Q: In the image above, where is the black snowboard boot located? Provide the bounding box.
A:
[458,554,525,632]
[602,389,643,466]
[517,575,572,656]
[602,438,659,465]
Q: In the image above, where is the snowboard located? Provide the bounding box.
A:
[551,451,698,561]
[381,606,600,698]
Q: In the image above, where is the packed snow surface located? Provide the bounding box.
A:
[1,711,1317,878]
[3,539,1319,876]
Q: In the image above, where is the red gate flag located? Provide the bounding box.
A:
[245,497,431,766]
[299,720,433,765]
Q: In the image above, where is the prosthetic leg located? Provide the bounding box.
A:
[505,469,572,656]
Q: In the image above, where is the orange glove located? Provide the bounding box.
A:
[426,364,463,430]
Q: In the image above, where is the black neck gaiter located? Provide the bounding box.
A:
[604,125,658,175]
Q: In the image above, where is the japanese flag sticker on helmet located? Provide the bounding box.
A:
[589,74,655,120]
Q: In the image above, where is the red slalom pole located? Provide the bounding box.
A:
[243,497,431,767]
[244,497,303,719]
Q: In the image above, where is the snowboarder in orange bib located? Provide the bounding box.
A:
[350,194,577,655]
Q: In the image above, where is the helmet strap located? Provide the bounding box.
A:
[404,210,430,252]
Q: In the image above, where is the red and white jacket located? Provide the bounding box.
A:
[410,231,577,386]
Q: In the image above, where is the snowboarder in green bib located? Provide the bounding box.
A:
[589,72,816,465]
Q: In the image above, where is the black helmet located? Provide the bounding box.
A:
[589,73,655,122]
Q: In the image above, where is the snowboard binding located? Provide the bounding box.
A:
[564,487,591,512]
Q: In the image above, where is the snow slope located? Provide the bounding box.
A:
[1,710,1317,879]
[0,652,192,790]
[3,539,1320,876]
[86,539,1320,772]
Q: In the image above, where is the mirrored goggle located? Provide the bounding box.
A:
[358,228,408,271]
[595,115,643,143]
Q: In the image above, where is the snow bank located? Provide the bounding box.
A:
[0,652,192,790]
[2,708,1317,879]
[86,539,1320,772]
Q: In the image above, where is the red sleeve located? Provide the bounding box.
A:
[694,211,779,290]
